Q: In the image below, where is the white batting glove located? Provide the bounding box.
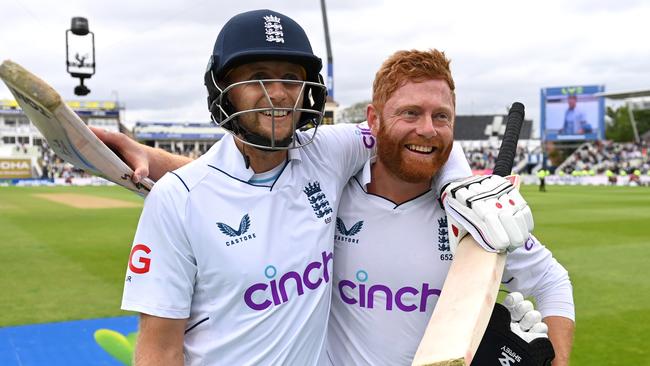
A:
[441,175,534,253]
[503,292,549,343]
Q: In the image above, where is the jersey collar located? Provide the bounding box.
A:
[354,156,375,192]
[354,155,436,192]
[354,156,439,193]
[209,134,302,181]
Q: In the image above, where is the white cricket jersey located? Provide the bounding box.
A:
[122,123,374,366]
[326,143,574,365]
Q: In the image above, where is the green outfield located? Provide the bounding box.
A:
[0,184,648,364]
[0,186,143,326]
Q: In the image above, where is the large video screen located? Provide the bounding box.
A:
[541,85,605,141]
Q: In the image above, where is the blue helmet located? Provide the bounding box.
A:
[204,9,328,149]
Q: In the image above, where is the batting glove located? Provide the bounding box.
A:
[441,175,534,253]
[503,292,549,342]
[474,292,555,365]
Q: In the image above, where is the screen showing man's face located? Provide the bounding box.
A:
[568,96,577,109]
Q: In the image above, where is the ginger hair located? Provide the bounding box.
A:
[372,49,455,114]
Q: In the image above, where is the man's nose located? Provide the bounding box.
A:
[415,115,438,138]
[265,80,289,103]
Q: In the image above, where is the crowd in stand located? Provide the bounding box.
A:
[29,139,650,183]
[557,141,649,175]
[464,145,527,171]
[32,141,207,182]
[464,141,648,177]
[38,141,90,181]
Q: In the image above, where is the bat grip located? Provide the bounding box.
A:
[493,102,525,177]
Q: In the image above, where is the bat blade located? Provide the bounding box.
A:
[0,60,153,196]
[412,103,525,366]
[412,238,506,365]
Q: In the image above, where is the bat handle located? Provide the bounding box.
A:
[493,102,525,177]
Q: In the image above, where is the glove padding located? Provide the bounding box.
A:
[503,292,549,342]
[473,292,555,366]
[441,175,534,253]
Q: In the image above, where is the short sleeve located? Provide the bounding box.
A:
[121,173,197,319]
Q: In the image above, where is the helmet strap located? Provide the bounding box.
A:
[231,118,294,150]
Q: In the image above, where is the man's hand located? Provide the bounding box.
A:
[90,127,150,183]
[441,175,534,253]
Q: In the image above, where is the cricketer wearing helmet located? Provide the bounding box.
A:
[120,9,373,365]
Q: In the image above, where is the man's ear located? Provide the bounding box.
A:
[367,104,380,137]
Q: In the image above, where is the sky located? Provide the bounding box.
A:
[1,0,650,135]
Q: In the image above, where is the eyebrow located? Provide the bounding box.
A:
[394,105,453,114]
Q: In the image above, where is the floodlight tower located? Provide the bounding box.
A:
[320,0,337,125]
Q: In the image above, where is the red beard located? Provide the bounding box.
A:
[376,125,453,184]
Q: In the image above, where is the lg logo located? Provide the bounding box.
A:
[129,244,151,274]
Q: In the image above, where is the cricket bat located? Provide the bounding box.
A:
[412,102,526,366]
[0,60,154,196]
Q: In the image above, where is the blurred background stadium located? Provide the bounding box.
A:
[2,93,648,187]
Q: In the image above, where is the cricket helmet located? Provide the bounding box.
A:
[204,9,327,149]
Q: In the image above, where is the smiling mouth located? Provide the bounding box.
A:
[260,110,290,118]
[405,144,436,154]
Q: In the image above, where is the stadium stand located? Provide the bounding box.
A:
[1,99,124,180]
[453,115,534,141]
[556,141,649,175]
[133,121,226,158]
[4,94,646,187]
[453,115,537,173]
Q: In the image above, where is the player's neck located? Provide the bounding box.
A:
[235,139,288,173]
[367,160,431,204]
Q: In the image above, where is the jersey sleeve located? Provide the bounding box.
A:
[121,173,197,319]
[305,123,375,182]
[433,142,472,194]
[503,235,575,321]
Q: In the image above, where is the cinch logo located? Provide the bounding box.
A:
[129,244,151,274]
[355,125,375,149]
[303,181,333,222]
[338,270,441,312]
[334,218,363,244]
[244,251,333,310]
[524,236,534,251]
[217,214,257,246]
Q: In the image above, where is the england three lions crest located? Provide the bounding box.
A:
[303,181,332,223]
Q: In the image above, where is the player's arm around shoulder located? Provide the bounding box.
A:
[134,313,187,366]
[91,126,193,183]
[305,122,375,181]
